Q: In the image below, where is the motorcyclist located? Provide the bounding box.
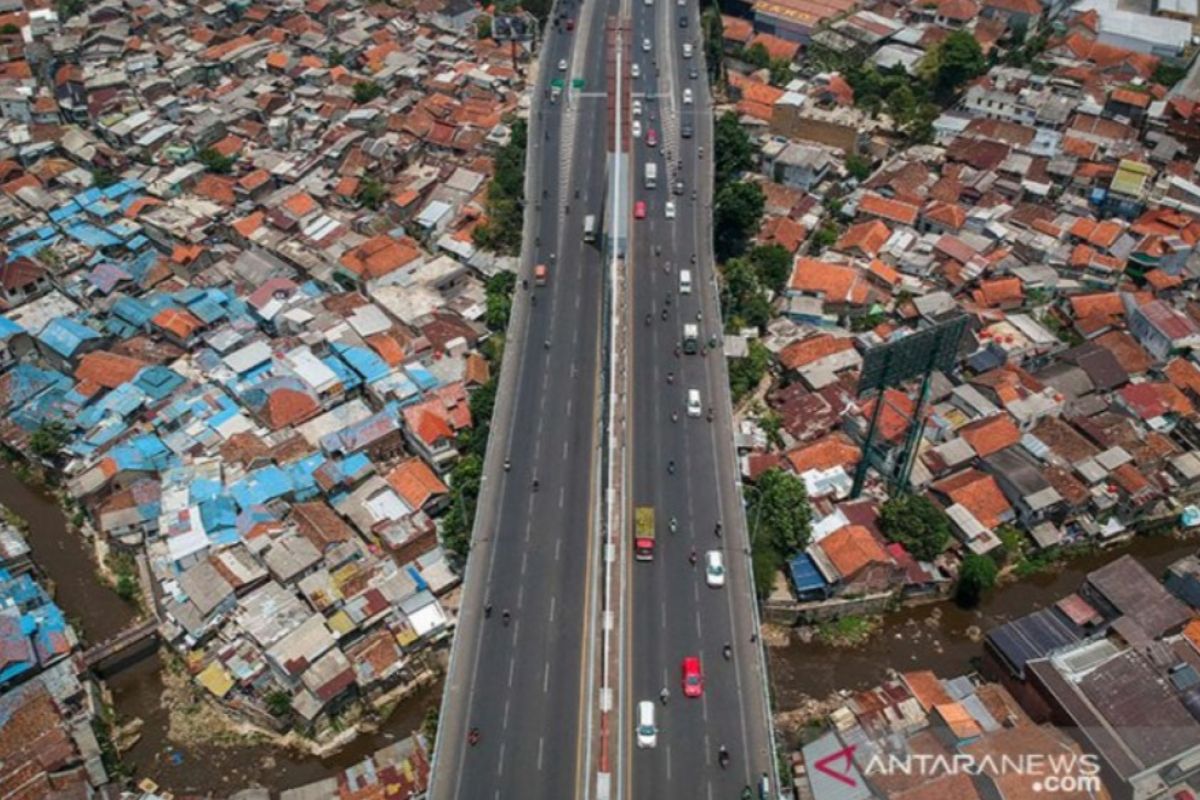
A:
[723,642,732,660]
[645,313,652,326]
[667,371,674,384]
[532,478,540,491]
[469,727,481,745]
[668,460,676,474]
[718,745,730,768]
[504,458,511,471]
[689,549,697,566]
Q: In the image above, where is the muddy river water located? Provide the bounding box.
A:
[8,459,1198,791]
[768,532,1200,710]
[0,467,441,795]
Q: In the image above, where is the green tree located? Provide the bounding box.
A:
[720,257,771,332]
[484,271,516,332]
[751,540,781,599]
[955,553,998,607]
[476,15,492,40]
[198,147,235,174]
[713,181,765,261]
[750,468,812,555]
[30,420,70,461]
[769,58,793,87]
[357,177,387,209]
[421,705,439,749]
[811,224,838,253]
[743,42,770,69]
[1154,62,1189,88]
[115,574,138,601]
[844,154,873,182]
[328,47,344,67]
[0,23,19,34]
[729,338,771,401]
[56,0,85,18]
[747,244,791,293]
[265,690,293,717]
[928,31,985,102]
[878,494,951,562]
[352,80,384,104]
[91,166,119,189]
[713,112,755,189]
[474,119,528,255]
[702,9,725,87]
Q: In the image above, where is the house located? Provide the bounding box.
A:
[811,524,902,596]
[0,258,50,306]
[1125,297,1200,361]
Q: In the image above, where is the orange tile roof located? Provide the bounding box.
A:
[239,168,271,191]
[934,701,983,740]
[749,32,800,62]
[282,192,318,218]
[788,258,871,306]
[923,201,967,230]
[366,332,406,366]
[784,432,860,473]
[340,235,422,279]
[266,387,319,429]
[778,334,856,371]
[835,219,890,257]
[858,192,919,226]
[903,671,953,710]
[958,414,1021,457]
[972,276,1023,308]
[861,388,916,442]
[152,308,204,341]
[867,259,900,287]
[232,210,265,238]
[933,468,1012,528]
[1165,358,1200,398]
[1110,87,1151,109]
[74,351,146,389]
[386,457,449,508]
[720,14,754,42]
[819,525,891,579]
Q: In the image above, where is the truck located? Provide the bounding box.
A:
[583,214,597,243]
[634,506,655,561]
[644,161,657,189]
[682,323,699,354]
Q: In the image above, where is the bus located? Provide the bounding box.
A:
[583,214,597,243]
[635,506,655,561]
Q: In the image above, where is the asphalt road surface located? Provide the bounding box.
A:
[429,0,618,796]
[624,0,775,797]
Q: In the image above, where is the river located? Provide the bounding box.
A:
[768,532,1200,710]
[0,466,441,796]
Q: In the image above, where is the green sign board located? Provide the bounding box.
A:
[572,77,585,89]
[550,78,565,89]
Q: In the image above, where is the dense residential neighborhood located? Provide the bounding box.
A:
[0,0,1199,789]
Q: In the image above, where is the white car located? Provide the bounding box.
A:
[632,119,642,138]
[636,701,658,748]
[665,200,676,219]
[682,87,693,105]
[632,62,641,79]
[687,388,702,417]
[643,37,652,52]
[705,550,726,588]
[682,42,693,58]
[632,99,643,117]
[558,58,567,71]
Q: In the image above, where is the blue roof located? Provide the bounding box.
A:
[0,316,24,340]
[405,364,439,391]
[65,222,121,248]
[36,317,101,358]
[230,465,293,510]
[788,553,830,593]
[133,365,185,400]
[111,296,155,328]
[332,342,392,383]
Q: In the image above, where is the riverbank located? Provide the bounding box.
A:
[0,465,443,796]
[766,529,1200,718]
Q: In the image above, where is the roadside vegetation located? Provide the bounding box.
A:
[473,119,528,256]
[747,469,813,599]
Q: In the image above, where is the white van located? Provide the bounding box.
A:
[636,700,657,748]
[687,389,702,418]
[679,269,692,294]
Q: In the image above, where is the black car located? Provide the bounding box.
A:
[688,67,699,79]
[679,15,688,27]
[681,123,693,138]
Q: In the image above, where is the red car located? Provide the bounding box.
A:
[634,200,647,219]
[565,18,575,30]
[646,128,658,147]
[681,656,703,698]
